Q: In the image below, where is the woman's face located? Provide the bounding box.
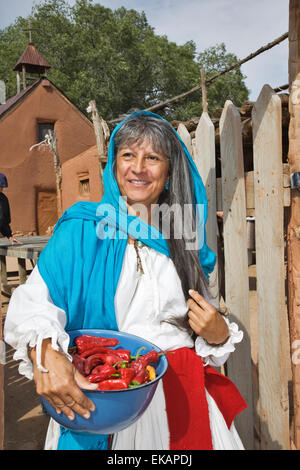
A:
[115,138,169,216]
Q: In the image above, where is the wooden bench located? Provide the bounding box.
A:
[0,236,50,295]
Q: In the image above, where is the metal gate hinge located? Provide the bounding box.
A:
[290,172,300,190]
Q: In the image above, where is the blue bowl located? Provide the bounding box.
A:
[41,329,168,434]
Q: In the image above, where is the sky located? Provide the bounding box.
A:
[0,0,290,101]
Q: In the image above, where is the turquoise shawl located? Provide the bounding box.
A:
[37,111,216,450]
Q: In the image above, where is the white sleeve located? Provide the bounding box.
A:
[195,317,244,367]
[4,265,71,380]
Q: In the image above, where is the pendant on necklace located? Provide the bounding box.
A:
[133,239,144,274]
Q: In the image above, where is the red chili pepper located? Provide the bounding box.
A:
[141,350,159,366]
[80,346,111,358]
[102,353,123,367]
[130,350,159,374]
[119,368,135,384]
[97,379,129,390]
[131,369,148,385]
[71,353,87,376]
[91,363,116,375]
[75,335,120,354]
[84,353,107,376]
[113,349,131,362]
[87,364,117,383]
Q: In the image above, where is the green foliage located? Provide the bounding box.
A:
[197,43,249,113]
[0,0,249,122]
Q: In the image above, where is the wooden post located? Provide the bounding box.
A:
[16,71,21,94]
[201,69,208,113]
[18,258,27,285]
[194,112,220,305]
[287,0,300,449]
[89,100,106,198]
[219,100,254,450]
[0,256,7,288]
[47,130,62,219]
[252,84,290,449]
[22,64,26,90]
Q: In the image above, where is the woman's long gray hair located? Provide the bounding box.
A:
[114,113,214,334]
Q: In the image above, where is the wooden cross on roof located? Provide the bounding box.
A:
[22,24,38,43]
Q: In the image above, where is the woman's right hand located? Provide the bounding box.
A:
[30,338,98,421]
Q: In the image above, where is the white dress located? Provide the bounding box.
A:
[4,243,245,450]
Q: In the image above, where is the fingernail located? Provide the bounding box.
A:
[189,289,194,295]
[83,412,90,419]
[68,414,74,420]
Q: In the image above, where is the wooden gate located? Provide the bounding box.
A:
[178,83,292,450]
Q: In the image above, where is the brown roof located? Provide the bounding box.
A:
[0,78,93,127]
[13,43,51,73]
[0,79,41,118]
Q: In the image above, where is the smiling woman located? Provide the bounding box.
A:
[4,111,246,451]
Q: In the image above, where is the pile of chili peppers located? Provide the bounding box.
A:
[69,334,160,391]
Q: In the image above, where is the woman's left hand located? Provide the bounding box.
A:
[187,289,229,345]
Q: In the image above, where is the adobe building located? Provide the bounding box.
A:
[0,43,103,235]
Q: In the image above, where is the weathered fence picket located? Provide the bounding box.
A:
[194,112,220,305]
[252,84,291,450]
[219,100,254,450]
[177,123,193,157]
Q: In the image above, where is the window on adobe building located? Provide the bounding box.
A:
[38,122,54,142]
[79,178,90,195]
[78,172,90,196]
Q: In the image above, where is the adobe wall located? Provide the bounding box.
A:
[0,80,96,234]
[62,145,103,211]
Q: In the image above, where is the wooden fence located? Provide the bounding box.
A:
[178,83,292,450]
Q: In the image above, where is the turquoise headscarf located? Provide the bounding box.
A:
[37,111,216,450]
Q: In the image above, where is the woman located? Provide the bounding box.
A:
[4,111,246,450]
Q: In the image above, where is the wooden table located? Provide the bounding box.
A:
[0,236,50,293]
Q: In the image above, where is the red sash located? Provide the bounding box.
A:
[162,347,247,450]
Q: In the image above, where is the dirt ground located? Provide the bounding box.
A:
[1,257,259,451]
